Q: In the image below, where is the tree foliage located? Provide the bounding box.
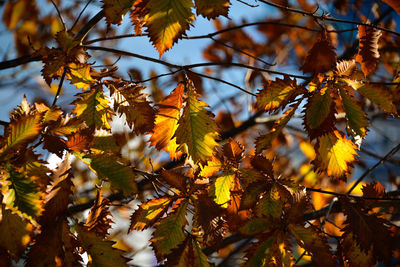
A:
[1,0,400,266]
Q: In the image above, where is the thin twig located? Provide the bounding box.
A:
[52,69,66,107]
[51,0,67,32]
[306,187,400,201]
[347,143,400,194]
[70,0,93,32]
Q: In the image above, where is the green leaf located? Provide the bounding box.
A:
[88,153,138,196]
[256,76,298,112]
[72,87,114,129]
[76,224,129,266]
[255,193,282,219]
[174,81,219,163]
[239,218,271,235]
[244,237,275,267]
[145,0,195,56]
[357,84,396,114]
[0,114,42,159]
[192,239,210,267]
[152,200,188,260]
[339,86,369,138]
[2,165,42,217]
[209,172,235,208]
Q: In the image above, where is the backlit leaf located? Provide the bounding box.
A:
[89,153,138,195]
[256,76,298,112]
[222,138,244,164]
[86,189,113,237]
[194,0,230,19]
[174,81,219,163]
[304,84,336,139]
[152,200,188,260]
[145,0,195,56]
[66,63,95,90]
[150,83,184,159]
[161,169,187,192]
[356,83,396,114]
[339,86,369,138]
[129,197,172,231]
[199,155,223,178]
[209,171,235,208]
[288,224,336,267]
[76,224,129,266]
[314,130,358,179]
[239,218,271,235]
[355,25,382,76]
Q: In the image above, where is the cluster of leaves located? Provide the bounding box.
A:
[1,0,400,266]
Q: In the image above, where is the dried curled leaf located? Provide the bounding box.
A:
[86,189,113,237]
[356,25,382,77]
[145,0,195,56]
[314,130,358,180]
[301,31,337,74]
[256,76,298,112]
[174,81,219,163]
[194,0,230,19]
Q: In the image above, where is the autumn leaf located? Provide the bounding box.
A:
[108,81,155,134]
[239,218,271,235]
[256,102,298,153]
[244,237,276,266]
[301,31,336,74]
[314,130,358,179]
[194,0,231,19]
[256,76,299,112]
[65,128,94,152]
[255,192,282,219]
[76,224,129,266]
[129,196,172,231]
[356,25,382,77]
[304,84,336,139]
[86,189,113,237]
[199,155,223,178]
[174,81,219,163]
[150,83,185,159]
[66,63,95,90]
[144,0,195,56]
[1,164,42,217]
[152,199,188,260]
[222,138,244,165]
[102,0,135,25]
[338,86,369,138]
[209,171,236,208]
[72,86,114,129]
[165,237,210,267]
[356,83,396,114]
[161,169,187,192]
[288,224,336,267]
[0,204,33,260]
[0,113,42,160]
[340,232,375,267]
[88,153,138,196]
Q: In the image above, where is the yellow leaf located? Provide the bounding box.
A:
[209,172,235,208]
[67,63,95,90]
[129,197,172,231]
[144,0,195,56]
[315,131,358,180]
[174,81,219,163]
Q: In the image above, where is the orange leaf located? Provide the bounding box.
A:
[355,25,381,76]
[194,0,231,19]
[150,83,184,159]
[382,0,400,15]
[86,189,113,237]
[161,169,187,192]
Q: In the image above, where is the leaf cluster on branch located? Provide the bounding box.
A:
[1,0,400,266]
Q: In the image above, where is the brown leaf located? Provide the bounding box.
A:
[86,189,113,237]
[161,169,187,192]
[301,31,337,74]
[222,138,244,165]
[355,25,382,76]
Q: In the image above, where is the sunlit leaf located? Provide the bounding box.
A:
[102,0,135,25]
[72,86,114,129]
[209,171,235,208]
[152,200,188,260]
[174,81,219,163]
[256,76,298,112]
[356,84,396,114]
[144,0,195,56]
[76,224,129,266]
[150,83,184,159]
[355,25,381,76]
[86,189,113,237]
[314,130,358,179]
[66,63,95,90]
[129,197,172,231]
[161,169,187,192]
